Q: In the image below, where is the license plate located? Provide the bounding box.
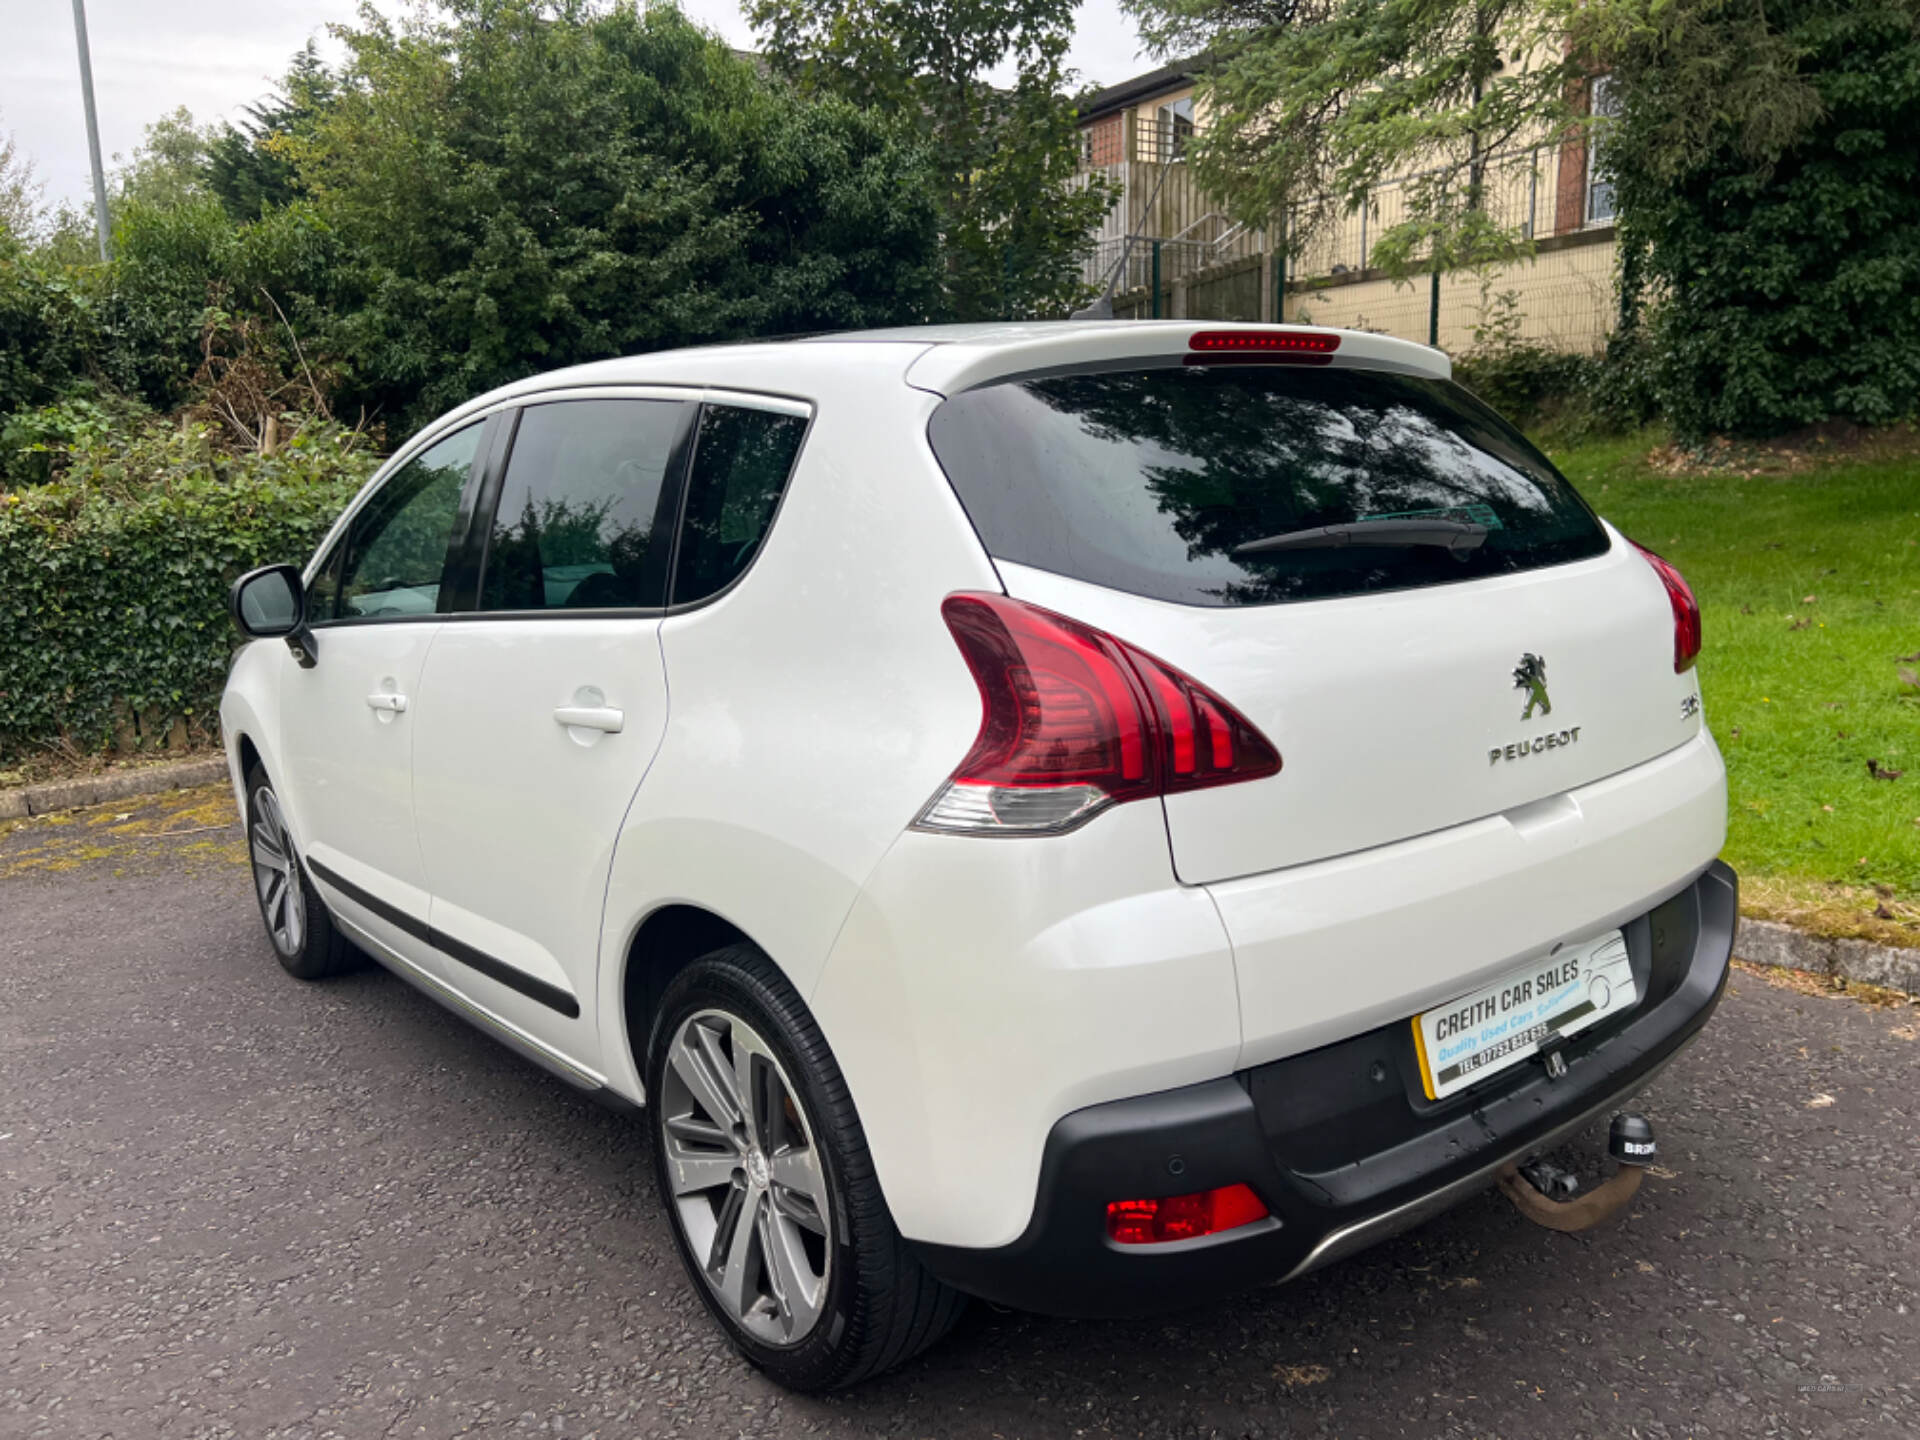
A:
[1412,931,1636,1100]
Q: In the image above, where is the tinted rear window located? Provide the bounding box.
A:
[926,366,1609,606]
[479,398,685,612]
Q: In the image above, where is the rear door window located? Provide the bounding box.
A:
[478,399,688,612]
[925,366,1609,606]
[669,404,808,605]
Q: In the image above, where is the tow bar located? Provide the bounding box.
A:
[1498,1113,1658,1233]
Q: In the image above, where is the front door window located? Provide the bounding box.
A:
[321,423,484,622]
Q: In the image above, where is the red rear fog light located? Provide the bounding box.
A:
[1105,1183,1270,1245]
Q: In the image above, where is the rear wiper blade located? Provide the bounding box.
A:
[1231,518,1490,560]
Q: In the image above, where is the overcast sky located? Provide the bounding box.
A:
[2,0,1156,214]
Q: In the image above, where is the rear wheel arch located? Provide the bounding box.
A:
[621,903,755,1076]
[642,939,967,1387]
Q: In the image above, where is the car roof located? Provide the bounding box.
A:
[893,321,1450,393]
[440,321,1450,430]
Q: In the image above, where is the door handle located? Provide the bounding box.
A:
[365,692,409,713]
[553,705,624,734]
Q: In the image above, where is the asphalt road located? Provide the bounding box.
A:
[3,787,1917,1440]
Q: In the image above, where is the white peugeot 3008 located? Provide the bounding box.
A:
[223,322,1734,1390]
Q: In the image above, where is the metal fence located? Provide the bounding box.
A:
[1286,143,1613,278]
[1078,120,1622,354]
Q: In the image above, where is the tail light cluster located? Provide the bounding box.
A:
[1631,542,1702,673]
[915,593,1280,837]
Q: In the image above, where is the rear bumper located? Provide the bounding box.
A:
[911,859,1737,1317]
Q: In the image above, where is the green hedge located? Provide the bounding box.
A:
[0,422,375,760]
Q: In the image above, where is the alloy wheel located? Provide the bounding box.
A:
[659,1007,833,1346]
[249,785,305,957]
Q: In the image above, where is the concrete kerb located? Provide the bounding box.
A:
[0,756,230,821]
[1734,917,1920,999]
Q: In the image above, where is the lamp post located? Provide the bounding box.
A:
[70,0,112,261]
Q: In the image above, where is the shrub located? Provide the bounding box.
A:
[1451,340,1595,428]
[99,196,343,416]
[1452,288,1663,442]
[0,391,152,487]
[0,418,375,760]
[0,232,102,420]
[1604,0,1920,438]
[302,2,945,432]
[1582,326,1663,435]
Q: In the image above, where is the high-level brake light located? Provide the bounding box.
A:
[1187,330,1340,355]
[915,593,1281,836]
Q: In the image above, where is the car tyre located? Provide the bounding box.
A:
[646,944,966,1390]
[243,761,360,981]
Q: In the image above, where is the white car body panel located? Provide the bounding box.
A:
[218,323,1731,1264]
[278,621,447,977]
[825,735,1725,1246]
[811,803,1242,1249]
[412,615,671,1059]
[898,318,1451,395]
[989,526,1705,884]
[590,359,1003,1099]
[1210,730,1727,1072]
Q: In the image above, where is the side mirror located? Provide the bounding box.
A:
[230,563,318,667]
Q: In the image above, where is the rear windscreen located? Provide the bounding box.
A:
[926,365,1610,606]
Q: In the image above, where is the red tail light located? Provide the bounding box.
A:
[1632,542,1702,673]
[1106,1184,1270,1245]
[916,593,1280,835]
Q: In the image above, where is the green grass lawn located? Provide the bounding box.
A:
[1546,433,1920,920]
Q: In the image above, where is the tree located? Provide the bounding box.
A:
[1122,0,1586,277]
[1570,0,1920,436]
[205,42,337,221]
[1,121,44,238]
[294,0,944,428]
[747,0,1115,319]
[113,107,215,211]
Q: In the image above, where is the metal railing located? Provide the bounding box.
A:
[1283,143,1611,281]
[1075,123,1612,293]
[1075,121,1621,345]
[1077,116,1272,298]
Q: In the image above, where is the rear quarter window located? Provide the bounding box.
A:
[925,365,1609,606]
[669,404,808,606]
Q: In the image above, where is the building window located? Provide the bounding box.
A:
[1586,75,1619,224]
[1156,96,1194,160]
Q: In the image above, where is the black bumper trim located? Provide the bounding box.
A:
[911,860,1737,1318]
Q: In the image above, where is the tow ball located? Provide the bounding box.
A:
[1497,1113,1658,1233]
